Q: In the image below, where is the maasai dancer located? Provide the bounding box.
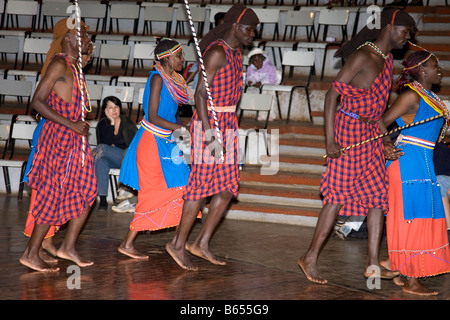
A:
[166,4,259,271]
[20,18,97,272]
[118,39,195,260]
[382,50,450,295]
[298,7,416,284]
[22,39,93,264]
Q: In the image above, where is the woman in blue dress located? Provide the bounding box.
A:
[117,39,195,260]
[382,50,450,295]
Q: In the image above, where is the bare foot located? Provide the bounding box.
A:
[402,278,438,296]
[186,243,226,266]
[298,256,327,284]
[393,276,406,286]
[165,243,198,271]
[118,243,149,260]
[39,247,58,264]
[42,238,58,257]
[20,254,59,272]
[380,259,391,270]
[56,248,94,267]
[363,264,400,279]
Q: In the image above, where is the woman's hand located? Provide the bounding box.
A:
[383,140,404,161]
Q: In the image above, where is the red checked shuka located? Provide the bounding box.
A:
[321,54,394,216]
[27,54,98,226]
[184,40,242,201]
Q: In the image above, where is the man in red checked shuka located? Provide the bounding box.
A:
[166,4,259,271]
[298,8,416,285]
[20,18,97,272]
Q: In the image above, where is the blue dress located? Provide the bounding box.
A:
[119,71,190,190]
[386,85,450,278]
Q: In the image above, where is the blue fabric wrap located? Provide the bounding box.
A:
[119,71,190,190]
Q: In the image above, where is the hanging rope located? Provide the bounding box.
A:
[323,114,444,158]
[182,0,224,162]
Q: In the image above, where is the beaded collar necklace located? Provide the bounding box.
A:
[408,80,449,139]
[154,62,192,105]
[357,41,388,60]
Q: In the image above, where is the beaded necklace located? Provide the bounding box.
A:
[154,62,192,105]
[357,41,388,60]
[408,80,449,139]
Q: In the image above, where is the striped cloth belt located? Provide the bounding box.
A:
[141,119,172,138]
[207,105,237,112]
[396,134,436,150]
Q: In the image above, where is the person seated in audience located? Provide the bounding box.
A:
[93,96,137,210]
[245,48,281,121]
[245,48,280,89]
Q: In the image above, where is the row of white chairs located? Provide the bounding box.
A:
[1,49,316,125]
[0,0,357,41]
[0,33,199,75]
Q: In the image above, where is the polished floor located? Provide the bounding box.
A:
[1,193,449,302]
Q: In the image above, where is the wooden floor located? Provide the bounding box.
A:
[1,193,449,303]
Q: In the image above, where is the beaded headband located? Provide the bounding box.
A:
[156,43,182,60]
[403,41,439,71]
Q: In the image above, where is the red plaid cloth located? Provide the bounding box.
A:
[184,40,242,201]
[27,54,97,225]
[206,40,243,108]
[320,55,393,216]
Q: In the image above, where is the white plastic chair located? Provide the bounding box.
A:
[175,6,206,38]
[237,93,274,163]
[238,93,274,130]
[87,83,103,119]
[0,0,4,29]
[0,37,20,69]
[0,122,11,159]
[182,44,198,67]
[283,10,316,42]
[5,0,38,30]
[0,79,33,114]
[316,8,349,42]
[261,50,315,123]
[85,74,113,86]
[95,43,131,75]
[109,3,140,35]
[0,120,37,198]
[142,6,174,37]
[21,37,52,70]
[131,43,156,76]
[41,2,71,31]
[252,8,280,41]
[78,2,107,32]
